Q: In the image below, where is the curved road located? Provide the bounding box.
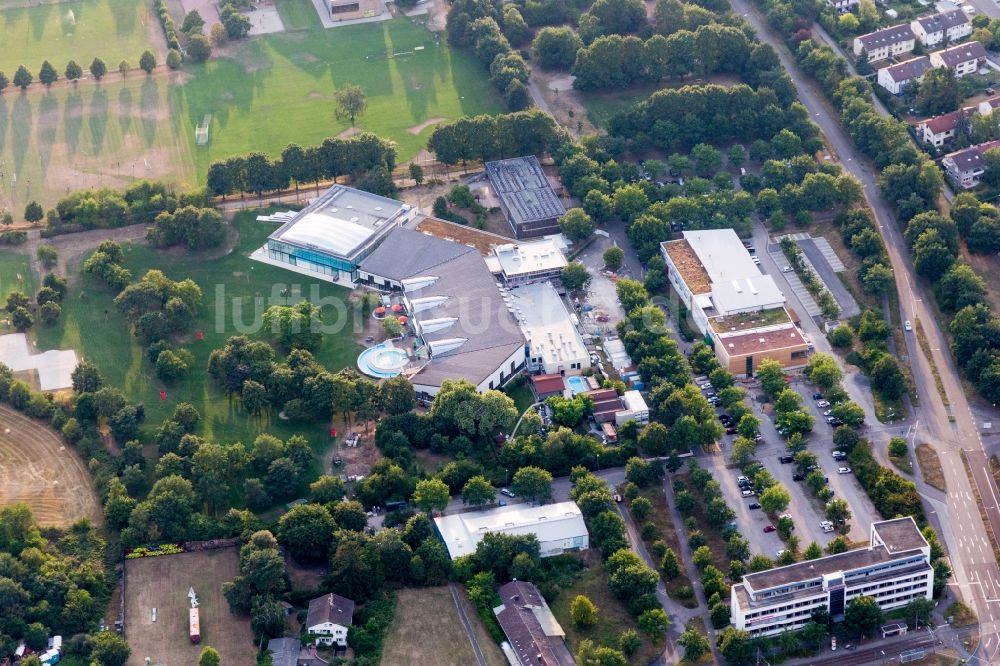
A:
[730,0,1000,658]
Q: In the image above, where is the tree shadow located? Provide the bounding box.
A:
[64,89,84,158]
[26,3,55,43]
[89,87,109,154]
[140,77,160,148]
[10,93,33,176]
[109,0,139,38]
[37,92,58,178]
[118,85,133,137]
[0,97,8,157]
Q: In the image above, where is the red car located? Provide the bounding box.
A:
[763,524,776,533]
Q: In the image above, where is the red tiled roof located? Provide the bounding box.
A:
[531,374,566,395]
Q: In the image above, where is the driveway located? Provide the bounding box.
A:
[796,236,860,319]
[699,453,786,558]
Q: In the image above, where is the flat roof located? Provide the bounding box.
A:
[662,239,712,294]
[744,543,927,592]
[718,325,807,357]
[710,275,786,315]
[485,156,567,227]
[710,307,791,333]
[434,502,587,559]
[493,238,568,278]
[414,215,513,255]
[683,229,760,283]
[511,282,589,369]
[358,227,475,282]
[872,516,928,554]
[270,185,408,259]
[622,390,647,413]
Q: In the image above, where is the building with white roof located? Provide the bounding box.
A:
[256,185,415,283]
[434,501,589,560]
[511,281,590,376]
[660,229,808,377]
[620,390,649,425]
[486,237,569,286]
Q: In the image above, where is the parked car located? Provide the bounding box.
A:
[500,488,515,497]
[817,400,830,408]
[754,433,764,442]
[737,475,750,484]
[781,266,792,273]
[792,473,805,481]
[823,409,834,416]
[812,393,823,400]
[779,455,793,464]
[748,502,761,510]
[904,320,912,332]
[726,426,738,435]
[776,549,787,557]
[763,524,776,533]
[832,451,846,460]
[613,493,623,503]
[742,489,755,497]
[838,467,852,474]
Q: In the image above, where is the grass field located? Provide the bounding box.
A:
[0,15,504,209]
[124,548,256,665]
[0,403,101,526]
[0,0,161,76]
[381,586,507,666]
[34,212,361,445]
[0,250,35,304]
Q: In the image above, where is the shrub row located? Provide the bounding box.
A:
[154,0,181,50]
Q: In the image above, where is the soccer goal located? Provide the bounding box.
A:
[195,115,211,146]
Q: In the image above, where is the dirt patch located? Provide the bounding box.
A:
[406,116,448,135]
[338,127,362,138]
[0,404,101,527]
[125,548,256,665]
[915,442,945,491]
[530,68,598,137]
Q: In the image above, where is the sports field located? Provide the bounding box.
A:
[34,212,361,445]
[124,548,256,665]
[0,0,161,76]
[0,251,35,305]
[0,13,503,209]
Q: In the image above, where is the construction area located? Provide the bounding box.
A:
[124,548,255,665]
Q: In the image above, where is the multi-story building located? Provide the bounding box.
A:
[911,9,973,47]
[942,140,1000,188]
[485,156,567,239]
[915,107,971,146]
[731,518,934,637]
[486,237,568,286]
[853,24,916,61]
[929,41,988,78]
[877,56,931,95]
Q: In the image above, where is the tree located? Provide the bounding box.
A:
[604,246,625,270]
[38,60,57,86]
[759,484,791,513]
[277,503,336,562]
[191,648,220,666]
[755,358,786,398]
[0,70,6,93]
[561,261,592,291]
[409,162,424,185]
[661,547,681,579]
[844,595,883,638]
[916,67,960,116]
[825,498,851,527]
[139,50,157,74]
[413,478,451,512]
[512,466,553,501]
[532,26,583,69]
[803,541,823,560]
[24,200,43,224]
[118,60,130,77]
[678,628,710,661]
[90,632,131,666]
[182,9,207,34]
[378,375,414,415]
[905,596,935,628]
[89,57,107,80]
[11,306,33,331]
[462,475,496,506]
[571,594,599,627]
[220,3,251,38]
[13,65,32,89]
[38,301,60,325]
[559,208,595,242]
[65,59,83,82]
[805,353,842,390]
[639,607,669,636]
[36,244,58,268]
[186,33,213,63]
[335,84,368,127]
[166,49,183,69]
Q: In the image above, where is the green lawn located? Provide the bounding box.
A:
[275,0,320,31]
[581,83,666,129]
[0,17,504,210]
[34,212,362,446]
[0,250,35,304]
[0,0,159,76]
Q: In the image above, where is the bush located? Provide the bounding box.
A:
[153,0,181,49]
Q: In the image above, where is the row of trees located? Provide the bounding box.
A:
[47,180,209,235]
[0,52,159,92]
[428,108,566,167]
[206,133,398,198]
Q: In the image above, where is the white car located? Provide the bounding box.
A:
[838,467,852,474]
[904,320,912,331]
[752,256,761,265]
[823,409,834,416]
[816,400,830,408]
[776,549,787,558]
[778,513,792,521]
[781,266,792,273]
[741,489,755,497]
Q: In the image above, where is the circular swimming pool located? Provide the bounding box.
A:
[357,343,408,378]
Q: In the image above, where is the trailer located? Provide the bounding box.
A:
[189,607,201,644]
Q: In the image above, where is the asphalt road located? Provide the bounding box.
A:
[733,0,1000,655]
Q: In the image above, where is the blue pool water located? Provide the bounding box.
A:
[357,342,408,378]
[566,375,588,395]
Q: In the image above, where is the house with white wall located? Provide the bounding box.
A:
[911,10,972,47]
[306,593,354,647]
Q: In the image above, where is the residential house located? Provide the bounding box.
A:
[494,581,575,666]
[929,41,988,78]
[942,140,1000,188]
[915,107,973,146]
[911,10,973,47]
[853,24,916,61]
[876,56,931,95]
[305,593,355,647]
[530,373,567,400]
[826,0,858,12]
[978,96,1000,116]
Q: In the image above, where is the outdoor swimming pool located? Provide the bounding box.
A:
[357,341,408,378]
[566,375,588,395]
